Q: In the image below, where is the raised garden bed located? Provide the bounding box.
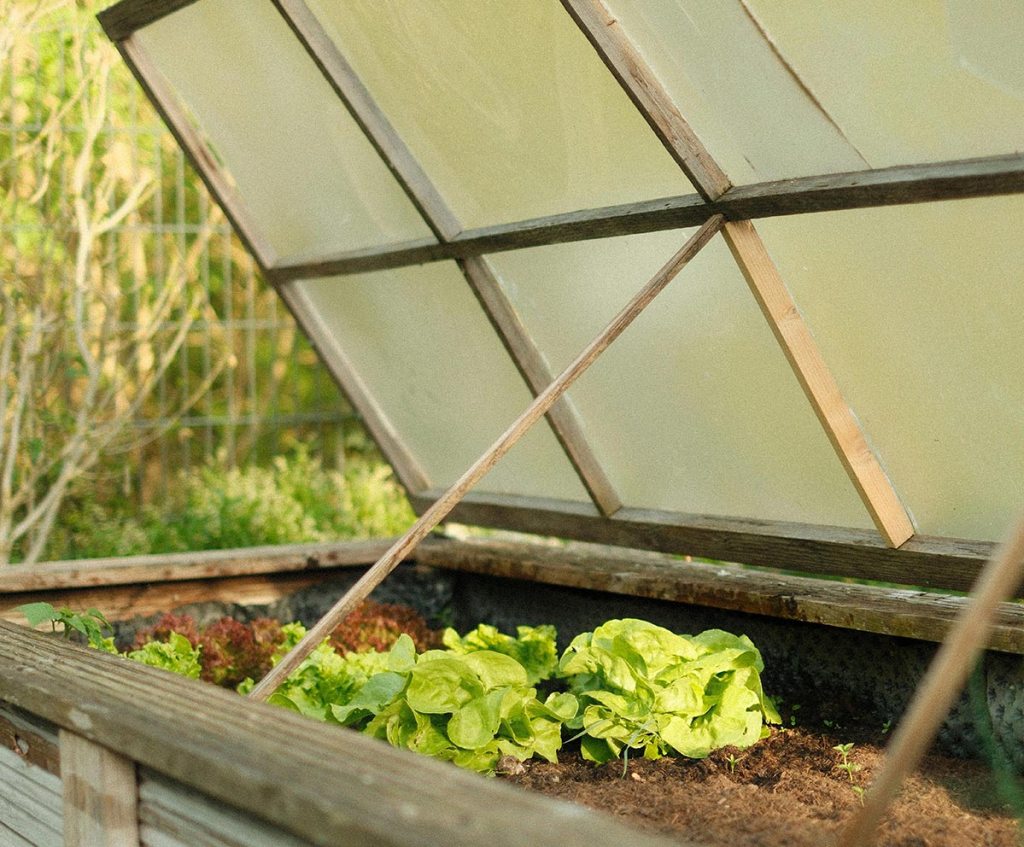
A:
[3,537,1022,847]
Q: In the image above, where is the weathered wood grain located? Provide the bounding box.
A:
[0,572,334,626]
[0,742,63,847]
[277,282,431,495]
[561,0,731,201]
[417,536,1024,653]
[272,0,460,242]
[722,219,914,547]
[97,0,199,42]
[0,705,60,776]
[269,154,1024,279]
[250,219,723,698]
[61,730,140,847]
[139,770,311,847]
[0,622,689,847]
[410,490,996,592]
[459,256,622,516]
[0,539,395,594]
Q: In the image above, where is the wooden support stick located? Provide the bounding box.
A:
[248,215,724,700]
[837,510,1024,847]
[722,219,915,548]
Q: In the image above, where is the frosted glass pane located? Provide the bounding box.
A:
[294,263,588,503]
[488,233,871,527]
[602,1,868,184]
[137,0,433,262]
[740,1,1024,169]
[305,0,693,228]
[758,196,1024,541]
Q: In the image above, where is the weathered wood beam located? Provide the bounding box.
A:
[114,37,276,271]
[409,490,996,593]
[560,0,731,201]
[269,154,1024,280]
[721,219,914,547]
[111,38,433,497]
[278,283,431,494]
[0,708,59,776]
[0,539,396,594]
[97,0,199,42]
[0,623,688,847]
[60,730,140,847]
[460,257,622,516]
[271,0,461,241]
[273,0,619,514]
[250,219,723,699]
[415,537,1024,654]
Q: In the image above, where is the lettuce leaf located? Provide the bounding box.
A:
[559,619,779,763]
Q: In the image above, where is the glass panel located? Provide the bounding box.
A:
[602,0,868,184]
[305,0,693,228]
[487,232,872,527]
[137,0,433,263]
[758,195,1024,541]
[294,263,589,503]
[739,0,1024,170]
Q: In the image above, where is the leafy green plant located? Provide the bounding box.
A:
[558,619,780,765]
[17,602,112,649]
[330,635,578,774]
[127,632,202,678]
[44,448,415,560]
[442,623,558,686]
[833,742,862,783]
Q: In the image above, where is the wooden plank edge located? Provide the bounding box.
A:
[270,154,1024,280]
[459,256,622,516]
[0,623,689,847]
[61,730,140,847]
[271,0,461,242]
[0,571,344,626]
[0,539,399,594]
[560,0,731,201]
[275,282,432,495]
[97,0,199,42]
[720,219,914,547]
[0,708,60,776]
[410,490,996,593]
[417,536,1024,654]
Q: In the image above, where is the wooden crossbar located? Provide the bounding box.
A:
[248,217,724,699]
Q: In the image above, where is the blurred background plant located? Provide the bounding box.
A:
[1,1,407,564]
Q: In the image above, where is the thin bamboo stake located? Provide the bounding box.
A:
[248,215,724,701]
[837,510,1024,847]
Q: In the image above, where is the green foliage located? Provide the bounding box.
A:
[558,619,780,764]
[127,632,202,679]
[79,611,778,777]
[45,447,415,560]
[17,602,112,649]
[442,623,558,686]
[331,635,577,774]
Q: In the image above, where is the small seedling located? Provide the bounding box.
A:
[851,785,866,806]
[789,703,801,727]
[881,719,892,735]
[17,602,111,648]
[833,742,862,783]
[725,753,742,774]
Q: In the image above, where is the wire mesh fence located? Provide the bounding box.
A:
[2,9,357,511]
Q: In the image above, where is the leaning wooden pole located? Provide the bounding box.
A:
[248,215,724,701]
[838,509,1024,847]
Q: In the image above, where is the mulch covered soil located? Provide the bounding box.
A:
[502,727,1021,847]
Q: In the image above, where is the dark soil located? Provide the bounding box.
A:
[502,727,1022,847]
